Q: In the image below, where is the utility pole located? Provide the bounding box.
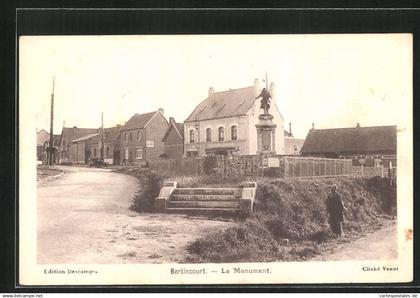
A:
[101,112,104,160]
[48,76,55,166]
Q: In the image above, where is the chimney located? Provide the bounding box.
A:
[289,122,292,137]
[356,122,360,127]
[254,78,261,96]
[169,117,176,125]
[312,123,315,130]
[208,87,214,96]
[158,108,164,115]
[73,126,77,129]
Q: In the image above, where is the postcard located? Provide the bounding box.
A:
[19,34,413,285]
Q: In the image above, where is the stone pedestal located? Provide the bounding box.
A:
[256,113,277,155]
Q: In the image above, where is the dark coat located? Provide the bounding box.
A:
[326,192,344,222]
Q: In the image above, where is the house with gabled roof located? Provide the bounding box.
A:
[161,117,184,159]
[300,124,397,166]
[58,126,99,163]
[183,79,285,157]
[68,132,99,164]
[120,109,169,165]
[86,126,122,165]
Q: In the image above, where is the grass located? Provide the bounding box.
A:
[117,167,397,263]
[186,176,396,263]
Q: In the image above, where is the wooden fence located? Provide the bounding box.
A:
[148,155,354,179]
[283,157,352,178]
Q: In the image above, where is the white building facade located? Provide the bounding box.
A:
[184,79,285,157]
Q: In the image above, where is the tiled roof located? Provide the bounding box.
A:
[300,125,397,155]
[121,111,157,131]
[43,135,61,147]
[184,86,256,122]
[71,133,99,143]
[86,126,122,144]
[162,122,184,142]
[62,127,99,142]
[175,123,184,138]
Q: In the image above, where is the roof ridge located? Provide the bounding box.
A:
[211,85,254,95]
[311,125,397,131]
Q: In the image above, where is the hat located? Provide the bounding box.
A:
[330,184,337,190]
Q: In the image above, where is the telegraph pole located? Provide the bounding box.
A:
[101,112,104,160]
[48,76,55,166]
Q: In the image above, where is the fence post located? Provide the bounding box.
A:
[334,159,336,176]
[324,159,326,176]
[299,158,302,178]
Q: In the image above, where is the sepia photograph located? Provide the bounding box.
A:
[19,33,413,285]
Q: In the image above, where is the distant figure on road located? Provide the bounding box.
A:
[326,184,345,236]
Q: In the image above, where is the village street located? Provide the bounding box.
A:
[312,219,398,262]
[37,166,236,264]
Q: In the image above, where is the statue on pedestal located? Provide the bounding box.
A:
[255,88,271,115]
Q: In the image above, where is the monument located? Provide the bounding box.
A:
[255,84,277,155]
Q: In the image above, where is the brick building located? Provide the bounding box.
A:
[184,79,285,157]
[68,132,99,164]
[87,126,122,165]
[58,126,99,163]
[120,110,169,165]
[161,117,184,159]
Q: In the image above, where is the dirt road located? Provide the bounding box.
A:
[312,220,398,261]
[37,166,236,264]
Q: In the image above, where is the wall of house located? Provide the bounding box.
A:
[120,128,145,165]
[144,113,169,162]
[163,126,184,159]
[69,142,86,164]
[184,115,249,156]
[284,137,305,155]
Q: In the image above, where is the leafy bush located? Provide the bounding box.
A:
[203,155,218,175]
[118,168,165,212]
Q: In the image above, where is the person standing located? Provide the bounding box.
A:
[326,184,345,236]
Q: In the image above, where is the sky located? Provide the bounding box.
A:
[20,34,412,139]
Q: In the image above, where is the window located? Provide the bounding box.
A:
[124,149,129,160]
[93,148,97,157]
[106,147,110,158]
[190,129,195,143]
[136,148,143,159]
[218,127,224,142]
[137,131,141,141]
[129,132,132,141]
[63,140,66,146]
[231,126,237,141]
[206,128,211,142]
[125,133,128,143]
